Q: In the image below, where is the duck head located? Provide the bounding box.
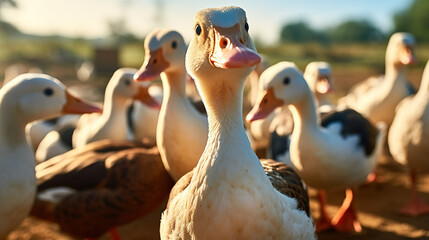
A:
[134,29,187,81]
[247,62,309,122]
[110,68,160,109]
[0,73,102,124]
[386,32,417,67]
[303,61,333,95]
[185,6,261,106]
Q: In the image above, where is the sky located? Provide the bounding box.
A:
[1,0,412,44]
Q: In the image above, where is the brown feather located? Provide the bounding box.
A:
[260,159,311,217]
[31,140,174,239]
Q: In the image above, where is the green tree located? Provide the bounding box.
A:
[329,20,385,43]
[393,0,429,42]
[279,21,327,43]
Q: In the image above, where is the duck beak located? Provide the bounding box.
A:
[134,86,161,109]
[246,87,283,122]
[134,48,170,81]
[400,46,417,65]
[316,77,333,94]
[210,28,261,69]
[62,91,103,114]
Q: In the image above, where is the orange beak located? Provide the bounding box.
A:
[246,87,283,122]
[62,91,103,114]
[134,48,170,81]
[400,46,417,65]
[316,77,333,94]
[210,27,261,69]
[133,86,161,109]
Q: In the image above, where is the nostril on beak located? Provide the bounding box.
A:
[220,38,229,49]
[153,59,158,64]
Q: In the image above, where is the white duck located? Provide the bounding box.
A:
[160,7,315,240]
[303,61,335,114]
[73,68,159,148]
[269,61,335,163]
[247,61,386,233]
[388,60,429,216]
[0,73,101,239]
[338,32,416,127]
[134,29,208,181]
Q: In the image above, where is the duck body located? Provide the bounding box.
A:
[32,140,174,239]
[388,60,429,216]
[160,7,315,240]
[0,143,35,239]
[389,81,429,172]
[292,108,381,189]
[0,73,101,239]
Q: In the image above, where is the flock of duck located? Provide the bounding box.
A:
[0,6,428,240]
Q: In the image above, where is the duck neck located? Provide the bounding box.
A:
[384,59,407,90]
[161,69,187,99]
[0,100,28,148]
[99,91,130,130]
[289,93,320,136]
[194,77,258,179]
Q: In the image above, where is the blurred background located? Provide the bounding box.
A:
[0,0,428,99]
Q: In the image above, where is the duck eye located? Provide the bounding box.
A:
[283,77,290,85]
[195,24,202,36]
[171,40,177,49]
[43,88,54,96]
[124,79,131,86]
[244,22,249,32]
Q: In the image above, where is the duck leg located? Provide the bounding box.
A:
[399,170,429,216]
[316,189,333,232]
[331,188,362,233]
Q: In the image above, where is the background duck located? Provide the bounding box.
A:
[303,61,335,114]
[161,7,315,240]
[0,73,101,239]
[73,68,160,148]
[388,60,429,217]
[133,29,208,181]
[338,32,417,127]
[268,61,335,163]
[247,61,386,233]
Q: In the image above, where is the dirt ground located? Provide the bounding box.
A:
[5,68,429,239]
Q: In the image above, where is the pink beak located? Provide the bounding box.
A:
[210,29,261,69]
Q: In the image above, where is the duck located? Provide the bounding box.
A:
[31,139,174,239]
[73,67,160,148]
[246,57,294,156]
[134,29,208,181]
[247,61,386,233]
[0,73,101,239]
[268,61,335,162]
[34,119,76,163]
[160,7,315,240]
[337,32,417,127]
[303,61,335,114]
[388,60,429,217]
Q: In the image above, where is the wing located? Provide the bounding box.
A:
[261,159,311,217]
